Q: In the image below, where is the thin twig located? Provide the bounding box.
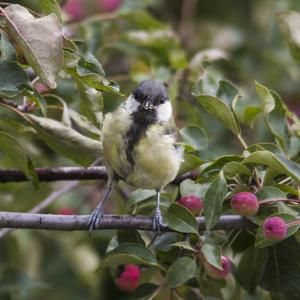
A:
[0,181,79,239]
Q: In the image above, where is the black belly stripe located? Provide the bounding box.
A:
[125,107,157,166]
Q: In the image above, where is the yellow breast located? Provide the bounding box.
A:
[102,108,182,190]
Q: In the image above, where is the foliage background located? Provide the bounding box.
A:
[1,0,300,299]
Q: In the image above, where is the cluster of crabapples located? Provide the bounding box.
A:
[231,192,288,241]
[179,192,288,242]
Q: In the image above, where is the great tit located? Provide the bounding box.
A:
[88,80,183,232]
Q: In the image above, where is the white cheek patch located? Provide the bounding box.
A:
[157,101,172,122]
[124,94,139,113]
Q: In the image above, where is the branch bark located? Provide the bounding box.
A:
[0,212,261,231]
[0,167,198,184]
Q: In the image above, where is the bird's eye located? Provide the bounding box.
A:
[159,98,166,104]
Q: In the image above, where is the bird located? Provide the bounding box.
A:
[88,80,183,233]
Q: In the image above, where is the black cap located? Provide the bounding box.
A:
[132,80,168,106]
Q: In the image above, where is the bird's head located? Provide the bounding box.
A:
[126,80,172,122]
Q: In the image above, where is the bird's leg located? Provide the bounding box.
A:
[153,190,167,234]
[88,182,114,234]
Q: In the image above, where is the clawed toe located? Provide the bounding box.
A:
[88,209,103,234]
[152,212,167,234]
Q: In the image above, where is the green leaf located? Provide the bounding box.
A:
[204,171,227,229]
[223,161,251,178]
[38,0,62,23]
[103,243,161,268]
[69,109,101,137]
[201,244,221,269]
[192,73,217,96]
[65,52,121,95]
[26,114,102,166]
[178,153,204,174]
[192,77,240,135]
[179,179,209,198]
[236,247,269,293]
[0,33,16,61]
[255,82,290,150]
[77,82,103,128]
[0,131,38,186]
[256,186,286,200]
[127,189,156,208]
[193,95,240,135]
[154,232,182,252]
[242,106,261,128]
[277,11,300,62]
[200,155,242,177]
[243,150,300,184]
[170,241,196,252]
[179,125,208,150]
[255,213,299,248]
[0,60,29,97]
[257,186,297,217]
[216,80,239,106]
[167,257,197,288]
[166,203,199,236]
[2,4,63,88]
[260,237,300,299]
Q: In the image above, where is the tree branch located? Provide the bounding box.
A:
[0,167,198,184]
[0,212,262,231]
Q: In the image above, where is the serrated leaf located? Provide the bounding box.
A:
[167,257,197,287]
[166,203,199,236]
[2,4,63,88]
[260,237,300,299]
[26,114,102,166]
[179,125,208,150]
[236,247,269,293]
[0,131,38,186]
[201,244,222,269]
[204,171,227,229]
[277,11,300,62]
[0,60,29,97]
[243,150,300,184]
[103,243,161,268]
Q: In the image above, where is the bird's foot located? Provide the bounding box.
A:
[152,210,167,235]
[88,208,103,235]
